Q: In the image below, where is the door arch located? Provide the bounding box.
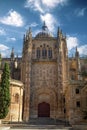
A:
[38,102,50,117]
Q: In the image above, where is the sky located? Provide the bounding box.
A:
[0,0,87,57]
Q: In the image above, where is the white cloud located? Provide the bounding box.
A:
[78,45,87,55]
[0,44,9,51]
[0,44,10,57]
[67,36,87,56]
[25,0,68,13]
[67,36,79,50]
[40,13,58,32]
[0,28,6,35]
[0,50,10,58]
[30,22,38,27]
[75,8,86,17]
[25,0,44,13]
[10,37,16,41]
[42,0,67,8]
[25,22,38,30]
[0,9,24,27]
[6,37,16,42]
[24,0,67,33]
[34,0,44,13]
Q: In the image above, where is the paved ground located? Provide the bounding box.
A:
[0,124,72,130]
[11,128,72,130]
[1,125,87,130]
[0,126,73,130]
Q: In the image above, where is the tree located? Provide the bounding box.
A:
[0,62,10,119]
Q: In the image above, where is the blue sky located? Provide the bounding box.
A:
[0,0,87,57]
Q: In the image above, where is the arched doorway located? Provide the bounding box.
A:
[38,102,50,117]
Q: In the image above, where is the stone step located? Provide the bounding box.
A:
[8,118,71,129]
[10,128,72,130]
[11,125,72,130]
[28,117,70,125]
[9,118,70,125]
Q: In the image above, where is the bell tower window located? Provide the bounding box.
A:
[37,48,40,58]
[42,48,47,58]
[48,48,52,58]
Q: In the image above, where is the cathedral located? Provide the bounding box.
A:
[0,22,87,124]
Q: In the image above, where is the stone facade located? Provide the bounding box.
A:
[0,22,87,124]
[21,24,68,121]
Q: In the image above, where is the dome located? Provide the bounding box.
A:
[35,31,53,38]
[35,22,53,38]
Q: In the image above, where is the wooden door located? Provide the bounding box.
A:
[38,102,50,117]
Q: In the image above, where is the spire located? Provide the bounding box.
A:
[29,27,32,33]
[11,47,14,60]
[26,30,29,40]
[26,27,32,40]
[29,27,32,38]
[57,27,60,34]
[42,21,48,31]
[75,46,79,58]
[23,34,25,42]
[57,27,62,38]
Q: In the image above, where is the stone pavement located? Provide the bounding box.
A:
[0,127,73,130]
[1,125,87,130]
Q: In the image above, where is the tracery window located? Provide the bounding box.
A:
[48,48,52,58]
[42,48,47,58]
[37,48,40,58]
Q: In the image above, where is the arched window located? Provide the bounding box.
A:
[71,75,75,80]
[76,88,79,94]
[15,93,19,103]
[37,48,40,58]
[42,48,47,58]
[48,48,52,58]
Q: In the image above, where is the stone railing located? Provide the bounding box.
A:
[10,79,23,87]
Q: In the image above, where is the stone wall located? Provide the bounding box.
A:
[2,79,23,122]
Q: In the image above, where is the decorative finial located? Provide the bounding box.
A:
[12,47,14,53]
[57,27,60,34]
[42,21,48,31]
[29,27,32,33]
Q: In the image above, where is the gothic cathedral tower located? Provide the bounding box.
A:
[21,23,68,122]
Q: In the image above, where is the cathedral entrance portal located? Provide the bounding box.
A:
[38,102,50,117]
